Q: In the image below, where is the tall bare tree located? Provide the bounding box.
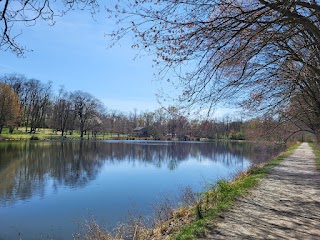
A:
[23,79,52,133]
[70,90,103,138]
[52,88,74,136]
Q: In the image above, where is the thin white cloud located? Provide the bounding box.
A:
[102,98,160,113]
[0,63,15,73]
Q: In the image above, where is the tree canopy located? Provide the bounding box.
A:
[110,0,320,139]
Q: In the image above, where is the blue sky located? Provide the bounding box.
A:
[1,7,163,113]
[0,4,236,118]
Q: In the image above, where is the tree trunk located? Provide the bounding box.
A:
[80,121,84,138]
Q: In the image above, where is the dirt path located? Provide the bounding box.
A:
[202,143,320,239]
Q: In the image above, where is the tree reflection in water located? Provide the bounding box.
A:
[0,140,284,205]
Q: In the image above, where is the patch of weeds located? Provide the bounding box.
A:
[171,142,300,240]
[73,218,126,240]
[179,186,198,206]
[309,142,320,170]
[174,220,206,240]
[152,193,177,225]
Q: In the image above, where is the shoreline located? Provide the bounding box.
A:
[149,142,300,240]
[0,135,283,145]
[76,142,299,240]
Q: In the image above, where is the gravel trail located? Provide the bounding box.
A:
[203,143,320,240]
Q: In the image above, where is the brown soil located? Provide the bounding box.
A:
[202,143,320,239]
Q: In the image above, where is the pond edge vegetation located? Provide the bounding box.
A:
[309,143,320,170]
[77,142,300,240]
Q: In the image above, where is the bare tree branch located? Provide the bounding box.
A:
[0,0,99,56]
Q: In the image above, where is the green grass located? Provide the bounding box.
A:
[172,142,300,240]
[309,142,320,170]
[0,128,74,140]
[0,127,132,140]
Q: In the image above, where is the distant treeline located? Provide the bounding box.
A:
[0,74,307,142]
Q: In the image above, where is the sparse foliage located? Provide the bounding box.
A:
[109,0,320,139]
[70,90,104,138]
[52,88,74,136]
[0,82,20,133]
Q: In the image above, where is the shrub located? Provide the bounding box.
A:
[30,135,40,140]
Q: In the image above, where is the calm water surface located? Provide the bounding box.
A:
[0,140,283,239]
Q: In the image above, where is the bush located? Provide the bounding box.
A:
[30,135,40,140]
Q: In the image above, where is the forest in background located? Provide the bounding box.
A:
[0,74,308,142]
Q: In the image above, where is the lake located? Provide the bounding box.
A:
[0,140,283,239]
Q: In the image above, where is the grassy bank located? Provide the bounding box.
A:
[309,142,320,170]
[169,142,300,240]
[0,127,244,142]
[0,127,130,141]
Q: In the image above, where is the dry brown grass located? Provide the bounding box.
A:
[73,187,199,240]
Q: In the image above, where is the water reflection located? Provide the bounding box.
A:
[0,140,285,239]
[0,140,283,206]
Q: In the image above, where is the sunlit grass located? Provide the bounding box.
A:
[309,142,320,170]
[0,127,130,140]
